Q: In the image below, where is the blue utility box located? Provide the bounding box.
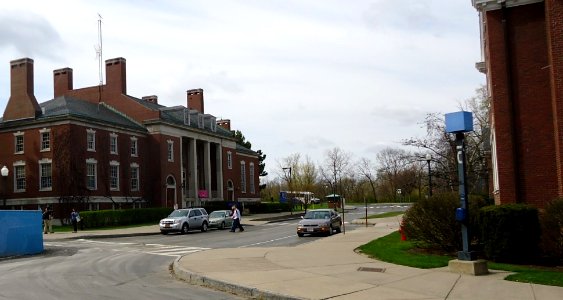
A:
[445,111,473,133]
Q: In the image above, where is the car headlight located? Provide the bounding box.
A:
[174,219,180,224]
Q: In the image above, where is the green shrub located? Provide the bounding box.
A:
[80,208,173,228]
[402,193,487,252]
[478,204,540,263]
[539,199,563,264]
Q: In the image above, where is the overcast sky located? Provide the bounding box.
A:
[0,0,484,180]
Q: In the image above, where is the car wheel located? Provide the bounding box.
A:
[336,225,342,233]
[297,233,304,237]
[327,225,333,236]
[219,221,225,230]
[180,223,189,234]
[160,231,168,235]
[201,222,208,232]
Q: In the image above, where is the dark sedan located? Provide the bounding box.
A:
[297,209,342,237]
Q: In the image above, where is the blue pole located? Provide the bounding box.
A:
[456,132,476,261]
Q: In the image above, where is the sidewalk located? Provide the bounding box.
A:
[172,216,563,300]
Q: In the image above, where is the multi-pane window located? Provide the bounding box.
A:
[110,133,118,154]
[40,128,50,151]
[227,151,232,169]
[39,159,52,190]
[14,164,26,192]
[131,137,138,156]
[110,162,119,191]
[240,161,246,193]
[167,140,174,162]
[87,129,96,151]
[14,133,24,154]
[250,163,255,194]
[86,159,97,190]
[131,164,139,191]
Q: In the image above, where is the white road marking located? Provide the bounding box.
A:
[238,235,295,248]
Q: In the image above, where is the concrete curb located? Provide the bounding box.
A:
[172,257,304,300]
[44,231,161,241]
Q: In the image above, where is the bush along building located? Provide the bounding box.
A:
[472,0,563,208]
[0,57,260,219]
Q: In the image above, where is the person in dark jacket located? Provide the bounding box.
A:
[70,208,80,233]
[42,206,53,234]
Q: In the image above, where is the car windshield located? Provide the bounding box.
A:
[168,210,188,217]
[209,211,225,218]
[304,211,330,219]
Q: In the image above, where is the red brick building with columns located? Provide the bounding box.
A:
[0,56,260,217]
[472,0,563,208]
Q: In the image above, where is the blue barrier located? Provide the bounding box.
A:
[0,210,44,257]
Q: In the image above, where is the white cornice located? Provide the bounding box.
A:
[472,0,544,12]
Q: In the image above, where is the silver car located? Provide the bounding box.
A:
[297,209,342,237]
[159,208,209,234]
[208,210,233,230]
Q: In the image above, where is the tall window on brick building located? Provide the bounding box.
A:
[40,128,50,152]
[240,161,246,193]
[14,132,24,154]
[39,159,52,191]
[131,137,138,157]
[87,129,96,152]
[110,161,120,191]
[86,158,97,190]
[131,163,140,191]
[227,151,232,169]
[110,133,118,154]
[249,163,255,194]
[14,162,26,192]
[167,140,174,162]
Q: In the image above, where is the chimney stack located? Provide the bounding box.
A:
[3,58,41,121]
[187,88,204,113]
[105,57,127,94]
[142,95,158,104]
[217,119,231,131]
[53,67,73,97]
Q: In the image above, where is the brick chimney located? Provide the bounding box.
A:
[53,67,73,97]
[2,58,41,121]
[187,88,204,113]
[142,95,158,104]
[105,57,126,94]
[217,119,231,131]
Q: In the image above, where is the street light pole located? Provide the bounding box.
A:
[425,153,432,197]
[1,165,9,209]
[282,167,292,215]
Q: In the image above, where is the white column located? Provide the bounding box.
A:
[189,138,198,203]
[204,141,212,199]
[216,143,223,200]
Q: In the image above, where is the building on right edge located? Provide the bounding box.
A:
[472,0,563,208]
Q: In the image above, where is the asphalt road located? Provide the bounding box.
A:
[0,204,408,300]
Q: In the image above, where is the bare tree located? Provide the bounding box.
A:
[358,157,378,202]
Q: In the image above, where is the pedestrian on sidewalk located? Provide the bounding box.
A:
[70,208,80,233]
[43,206,53,234]
[230,205,244,232]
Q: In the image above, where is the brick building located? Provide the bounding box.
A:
[0,57,261,217]
[472,0,563,207]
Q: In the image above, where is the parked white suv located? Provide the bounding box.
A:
[159,208,209,234]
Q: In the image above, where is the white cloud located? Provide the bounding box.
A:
[0,0,485,177]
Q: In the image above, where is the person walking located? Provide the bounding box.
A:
[43,206,53,234]
[230,205,244,232]
[70,208,80,233]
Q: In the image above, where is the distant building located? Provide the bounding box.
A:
[0,57,260,217]
[472,0,563,207]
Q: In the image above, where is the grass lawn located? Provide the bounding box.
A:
[366,211,404,219]
[52,222,157,232]
[358,231,563,287]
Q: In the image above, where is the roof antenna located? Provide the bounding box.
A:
[95,13,103,110]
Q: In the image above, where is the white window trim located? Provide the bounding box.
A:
[110,160,120,191]
[227,151,233,170]
[131,162,140,192]
[250,162,255,194]
[130,137,138,157]
[14,131,24,154]
[167,140,174,162]
[86,158,98,190]
[110,132,118,155]
[13,160,26,193]
[39,128,51,152]
[38,158,53,191]
[198,114,204,129]
[87,129,96,152]
[240,161,246,193]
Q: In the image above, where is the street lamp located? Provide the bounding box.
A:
[425,153,432,197]
[282,167,292,215]
[1,165,9,209]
